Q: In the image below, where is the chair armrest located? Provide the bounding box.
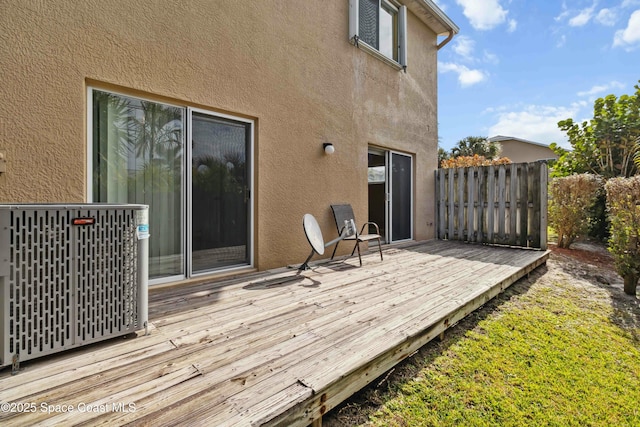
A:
[359,221,381,235]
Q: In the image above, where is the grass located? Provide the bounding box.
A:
[366,271,640,426]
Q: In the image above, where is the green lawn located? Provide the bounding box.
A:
[367,263,640,426]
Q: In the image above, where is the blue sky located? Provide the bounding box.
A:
[434,0,640,151]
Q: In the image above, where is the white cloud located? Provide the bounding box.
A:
[452,36,501,64]
[439,62,488,87]
[455,0,509,30]
[595,8,617,26]
[556,34,567,48]
[483,50,499,64]
[453,36,475,60]
[613,9,640,49]
[568,3,597,27]
[507,19,518,32]
[555,4,571,22]
[577,81,625,97]
[487,103,588,148]
[556,1,619,27]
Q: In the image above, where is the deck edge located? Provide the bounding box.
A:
[262,250,550,427]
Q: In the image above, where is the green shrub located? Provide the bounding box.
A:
[587,193,609,242]
[548,174,603,248]
[605,176,640,295]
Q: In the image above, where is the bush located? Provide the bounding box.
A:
[548,174,603,248]
[605,176,640,295]
[587,193,609,242]
[440,155,511,169]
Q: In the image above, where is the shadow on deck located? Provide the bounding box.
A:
[0,240,549,426]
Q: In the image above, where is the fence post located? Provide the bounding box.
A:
[539,161,548,250]
[530,162,541,248]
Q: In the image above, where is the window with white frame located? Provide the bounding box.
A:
[349,0,407,69]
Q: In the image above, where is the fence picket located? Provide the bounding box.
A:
[498,166,506,240]
[487,165,495,244]
[448,169,455,239]
[457,168,465,240]
[467,167,476,243]
[509,163,518,245]
[438,168,446,239]
[519,164,529,247]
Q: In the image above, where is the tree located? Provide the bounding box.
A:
[450,136,501,159]
[437,146,450,167]
[552,82,640,178]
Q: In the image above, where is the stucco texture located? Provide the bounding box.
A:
[499,140,558,163]
[0,0,440,272]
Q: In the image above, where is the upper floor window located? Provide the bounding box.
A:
[350,0,407,69]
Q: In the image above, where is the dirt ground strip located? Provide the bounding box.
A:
[323,241,640,426]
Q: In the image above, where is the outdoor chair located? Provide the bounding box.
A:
[330,204,383,266]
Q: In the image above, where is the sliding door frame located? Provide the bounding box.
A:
[187,107,255,278]
[87,86,254,286]
[367,147,414,244]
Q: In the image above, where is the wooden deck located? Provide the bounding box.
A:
[0,240,548,426]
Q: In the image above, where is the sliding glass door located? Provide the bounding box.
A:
[92,90,185,280]
[367,148,413,243]
[91,89,253,283]
[368,151,387,241]
[190,111,250,273]
[390,152,412,242]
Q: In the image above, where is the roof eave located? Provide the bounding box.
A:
[404,0,460,37]
[489,135,553,148]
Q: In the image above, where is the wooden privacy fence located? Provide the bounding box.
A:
[436,161,548,249]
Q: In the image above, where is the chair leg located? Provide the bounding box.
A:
[331,240,340,260]
[377,238,383,261]
[355,242,362,266]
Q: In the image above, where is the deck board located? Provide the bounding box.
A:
[0,240,548,426]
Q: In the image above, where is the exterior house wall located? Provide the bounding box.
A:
[0,1,443,274]
[498,139,558,163]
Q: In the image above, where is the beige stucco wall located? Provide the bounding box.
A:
[500,140,558,164]
[0,0,439,272]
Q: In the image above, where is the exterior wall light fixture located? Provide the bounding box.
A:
[323,143,335,155]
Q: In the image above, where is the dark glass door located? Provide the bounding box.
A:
[391,152,412,242]
[368,151,387,241]
[191,112,250,272]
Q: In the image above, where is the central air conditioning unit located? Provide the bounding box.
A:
[0,204,149,373]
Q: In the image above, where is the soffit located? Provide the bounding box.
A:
[403,0,459,36]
